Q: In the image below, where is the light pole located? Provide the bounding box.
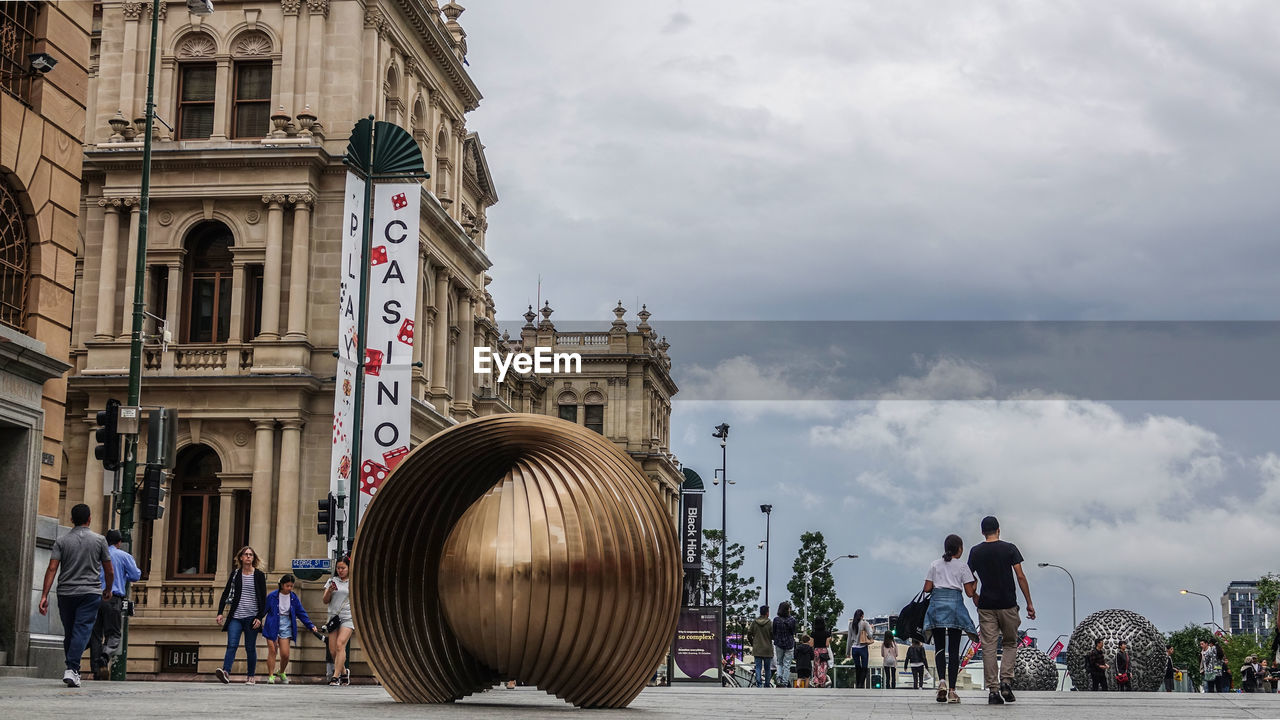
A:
[1038,563,1077,631]
[804,554,857,627]
[1180,589,1217,630]
[712,423,731,664]
[110,0,216,683]
[760,504,772,609]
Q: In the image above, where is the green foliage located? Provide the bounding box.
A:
[700,529,760,654]
[785,531,846,631]
[1220,634,1264,688]
[1258,573,1280,620]
[1166,624,1214,687]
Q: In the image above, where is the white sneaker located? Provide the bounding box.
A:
[63,669,81,688]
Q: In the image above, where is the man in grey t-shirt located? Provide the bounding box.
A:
[39,503,113,688]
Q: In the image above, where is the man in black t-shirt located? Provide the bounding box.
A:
[967,515,1035,705]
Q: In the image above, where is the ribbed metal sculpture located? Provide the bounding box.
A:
[1065,609,1165,691]
[1011,645,1059,691]
[351,414,681,708]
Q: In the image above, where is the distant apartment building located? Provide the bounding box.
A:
[1221,580,1275,637]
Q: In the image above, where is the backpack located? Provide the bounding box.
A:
[896,591,931,643]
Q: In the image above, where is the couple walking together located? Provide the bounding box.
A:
[921,515,1034,705]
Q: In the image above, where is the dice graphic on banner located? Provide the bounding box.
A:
[364,348,384,376]
[398,319,415,345]
[370,245,388,266]
[391,192,408,210]
[360,460,390,495]
[383,446,410,470]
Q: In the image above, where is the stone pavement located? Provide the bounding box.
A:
[0,678,1277,719]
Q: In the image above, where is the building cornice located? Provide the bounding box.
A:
[84,144,337,174]
[385,0,482,112]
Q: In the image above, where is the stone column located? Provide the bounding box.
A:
[94,200,121,340]
[454,292,473,412]
[430,271,450,400]
[164,263,182,341]
[82,425,104,532]
[211,58,231,141]
[259,195,286,339]
[304,0,328,110]
[273,420,304,567]
[249,419,276,569]
[119,198,141,340]
[228,261,246,344]
[362,8,382,116]
[280,1,299,115]
[284,194,312,339]
[215,486,235,581]
[119,3,141,118]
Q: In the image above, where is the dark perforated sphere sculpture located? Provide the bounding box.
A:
[1065,609,1165,691]
[351,414,681,708]
[1012,645,1059,691]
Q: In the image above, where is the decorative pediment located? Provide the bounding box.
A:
[232,30,273,57]
[462,133,498,206]
[177,33,217,58]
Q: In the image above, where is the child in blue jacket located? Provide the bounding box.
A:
[262,574,318,684]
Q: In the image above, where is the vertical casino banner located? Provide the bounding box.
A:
[329,172,365,552]
[357,183,419,508]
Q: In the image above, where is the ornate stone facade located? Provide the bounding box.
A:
[61,0,680,678]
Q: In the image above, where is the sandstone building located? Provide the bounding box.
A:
[56,0,679,676]
[1,0,90,674]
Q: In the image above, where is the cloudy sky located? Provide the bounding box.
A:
[460,2,1280,645]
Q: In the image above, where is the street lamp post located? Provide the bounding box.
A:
[1180,589,1217,630]
[760,504,772,609]
[712,423,730,665]
[804,554,857,627]
[1038,563,1077,631]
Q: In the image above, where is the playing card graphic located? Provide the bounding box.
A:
[391,192,408,210]
[398,319,414,345]
[338,455,351,479]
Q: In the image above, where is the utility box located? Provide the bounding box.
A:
[147,408,179,469]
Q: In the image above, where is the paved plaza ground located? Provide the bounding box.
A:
[1,678,1278,719]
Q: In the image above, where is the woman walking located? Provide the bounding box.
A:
[1200,639,1219,693]
[922,534,977,704]
[881,630,899,689]
[1115,640,1132,691]
[906,639,928,689]
[323,556,356,686]
[811,616,832,688]
[262,574,318,684]
[214,546,267,684]
[846,609,873,688]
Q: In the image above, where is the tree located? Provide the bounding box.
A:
[1166,624,1215,688]
[1258,572,1280,623]
[786,531,846,632]
[700,529,760,655]
[1220,633,1264,688]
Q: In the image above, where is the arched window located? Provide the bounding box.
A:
[0,178,29,331]
[557,390,578,423]
[183,222,233,343]
[175,33,218,139]
[384,65,400,124]
[584,390,605,434]
[169,445,222,578]
[231,31,273,138]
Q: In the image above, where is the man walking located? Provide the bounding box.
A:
[39,504,113,687]
[90,529,140,679]
[967,516,1034,705]
[1163,644,1179,692]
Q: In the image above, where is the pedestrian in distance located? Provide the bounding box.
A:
[922,534,978,704]
[1163,644,1181,692]
[1115,640,1132,691]
[323,556,357,686]
[905,638,928,689]
[38,503,114,688]
[748,604,774,687]
[794,634,815,688]
[214,545,267,684]
[772,601,798,688]
[880,630,898,689]
[846,609,874,689]
[967,515,1034,705]
[90,528,140,680]
[1214,639,1231,693]
[1242,655,1260,693]
[811,616,833,688]
[1200,639,1219,693]
[262,573,318,684]
[1087,638,1109,691]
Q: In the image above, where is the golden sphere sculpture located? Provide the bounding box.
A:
[351,414,681,708]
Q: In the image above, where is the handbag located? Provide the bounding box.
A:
[325,614,342,633]
[896,591,931,643]
[1116,651,1130,683]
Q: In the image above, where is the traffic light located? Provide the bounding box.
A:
[317,492,336,540]
[140,464,167,520]
[94,399,122,471]
[889,614,899,637]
